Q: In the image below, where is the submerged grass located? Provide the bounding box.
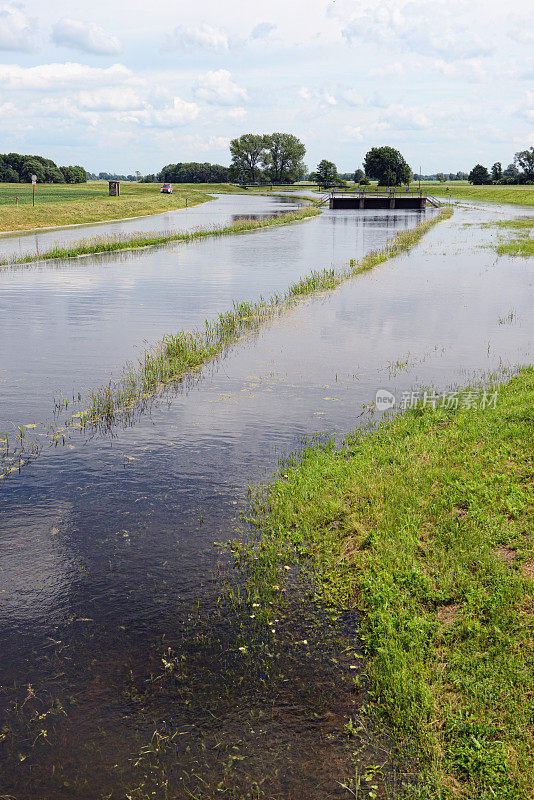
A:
[77,207,453,426]
[245,369,534,799]
[0,206,320,267]
[490,217,534,258]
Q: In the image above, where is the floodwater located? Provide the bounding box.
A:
[0,195,532,799]
[0,192,305,261]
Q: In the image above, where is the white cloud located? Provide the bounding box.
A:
[0,4,35,51]
[341,125,364,141]
[52,18,122,55]
[382,104,433,130]
[341,88,363,106]
[0,62,132,90]
[167,23,228,53]
[127,97,200,128]
[77,87,143,111]
[251,22,276,40]
[224,106,247,121]
[195,69,247,105]
[330,0,495,62]
[299,86,337,105]
[367,62,405,78]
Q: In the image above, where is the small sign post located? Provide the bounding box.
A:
[31,174,37,207]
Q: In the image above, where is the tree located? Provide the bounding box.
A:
[503,163,520,180]
[229,134,267,184]
[353,168,365,183]
[468,164,491,185]
[263,132,306,184]
[436,173,447,182]
[20,158,46,183]
[363,146,411,186]
[491,162,502,182]
[514,146,534,180]
[316,159,338,187]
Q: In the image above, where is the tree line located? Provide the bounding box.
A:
[0,152,86,183]
[155,162,230,184]
[468,148,534,185]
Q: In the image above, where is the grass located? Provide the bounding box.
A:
[489,217,534,258]
[73,207,453,428]
[0,206,320,267]
[245,369,534,799]
[0,181,213,232]
[420,182,534,207]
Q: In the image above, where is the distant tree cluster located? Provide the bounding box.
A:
[413,173,469,181]
[86,171,138,181]
[468,148,534,185]
[157,162,229,183]
[0,153,86,183]
[228,133,306,185]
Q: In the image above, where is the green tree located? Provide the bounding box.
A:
[353,168,365,183]
[316,159,338,187]
[491,162,502,182]
[468,164,491,185]
[229,134,267,184]
[503,163,520,181]
[363,146,411,186]
[20,158,46,183]
[263,132,306,184]
[514,146,534,180]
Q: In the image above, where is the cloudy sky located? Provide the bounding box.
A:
[0,0,532,174]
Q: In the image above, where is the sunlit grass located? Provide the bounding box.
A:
[246,368,534,799]
[0,181,212,232]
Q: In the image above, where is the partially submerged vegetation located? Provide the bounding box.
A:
[78,207,453,426]
[1,206,452,479]
[0,206,319,267]
[245,369,534,799]
[490,217,534,257]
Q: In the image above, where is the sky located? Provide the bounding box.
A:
[0,0,532,175]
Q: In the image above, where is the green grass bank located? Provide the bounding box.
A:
[0,181,212,232]
[247,369,534,799]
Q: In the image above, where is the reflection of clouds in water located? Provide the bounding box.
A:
[0,500,78,627]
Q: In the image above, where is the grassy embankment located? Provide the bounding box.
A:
[0,207,320,267]
[490,217,534,257]
[0,181,212,232]
[245,369,534,799]
[74,207,452,427]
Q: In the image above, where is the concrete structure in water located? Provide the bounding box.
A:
[327,188,441,210]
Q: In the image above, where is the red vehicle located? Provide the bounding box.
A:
[160,183,173,194]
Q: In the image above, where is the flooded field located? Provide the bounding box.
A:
[0,195,532,798]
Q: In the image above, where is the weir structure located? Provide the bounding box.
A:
[324,187,442,210]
